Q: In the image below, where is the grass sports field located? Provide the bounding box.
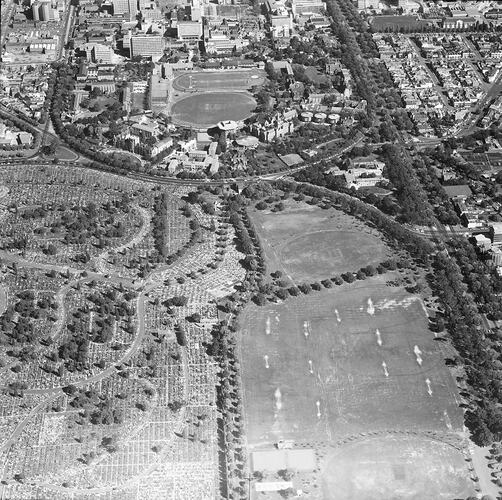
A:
[170,92,256,128]
[240,276,475,498]
[250,201,390,282]
[172,69,265,92]
[323,435,474,499]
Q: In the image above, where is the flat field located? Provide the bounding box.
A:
[250,202,390,281]
[240,277,475,498]
[322,435,473,500]
[172,69,265,92]
[170,92,256,128]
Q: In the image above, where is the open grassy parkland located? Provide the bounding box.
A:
[0,164,246,500]
[240,200,476,499]
[251,201,391,282]
[169,69,265,128]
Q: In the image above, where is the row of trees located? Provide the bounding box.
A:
[447,239,502,320]
[252,259,400,305]
[325,0,377,115]
[431,253,502,445]
[207,193,268,499]
[412,155,460,225]
[152,192,171,261]
[380,144,436,225]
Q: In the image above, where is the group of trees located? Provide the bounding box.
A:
[325,0,377,115]
[412,155,460,225]
[66,386,125,426]
[152,192,172,261]
[447,239,502,320]
[431,253,502,445]
[151,193,203,267]
[380,144,435,225]
[0,290,56,347]
[51,286,136,372]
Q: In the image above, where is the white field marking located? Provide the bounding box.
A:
[334,308,341,323]
[308,360,313,374]
[265,316,271,335]
[367,298,375,315]
[264,355,269,369]
[303,320,310,338]
[426,378,433,396]
[316,400,321,419]
[375,329,382,346]
[375,296,420,311]
[274,387,282,411]
[414,345,423,366]
[382,361,389,377]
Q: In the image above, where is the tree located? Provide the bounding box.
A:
[217,131,227,154]
[189,312,201,322]
[169,296,188,307]
[341,272,355,283]
[253,293,267,305]
[277,469,294,481]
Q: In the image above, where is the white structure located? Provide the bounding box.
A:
[357,0,380,10]
[177,20,202,41]
[344,158,385,189]
[130,35,163,59]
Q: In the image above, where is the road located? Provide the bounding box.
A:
[456,68,502,135]
[0,131,365,188]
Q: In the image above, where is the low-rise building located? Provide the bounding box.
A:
[248,110,297,142]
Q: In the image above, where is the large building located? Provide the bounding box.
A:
[130,35,163,59]
[149,70,170,111]
[85,43,114,63]
[32,0,59,21]
[203,31,247,54]
[357,0,379,10]
[248,110,297,142]
[177,20,203,41]
[113,0,137,20]
[491,223,502,248]
[291,0,324,15]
